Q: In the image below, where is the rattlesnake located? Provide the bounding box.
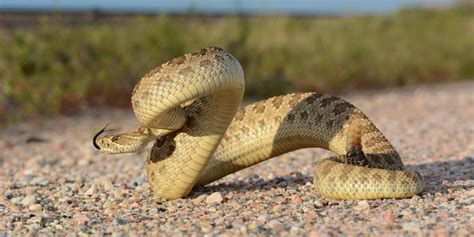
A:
[93,47,425,200]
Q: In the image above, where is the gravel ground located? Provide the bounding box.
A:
[1,82,473,236]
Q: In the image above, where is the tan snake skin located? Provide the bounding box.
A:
[93,47,425,200]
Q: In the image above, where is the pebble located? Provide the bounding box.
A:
[290,194,303,204]
[257,214,269,223]
[383,210,395,223]
[193,194,207,205]
[201,223,213,233]
[26,224,41,232]
[112,232,123,237]
[114,218,128,226]
[401,222,421,232]
[267,220,284,232]
[100,179,114,191]
[314,200,328,208]
[247,222,258,231]
[27,216,43,225]
[467,189,474,197]
[22,195,37,206]
[28,204,43,212]
[73,214,91,226]
[85,184,98,195]
[354,201,370,211]
[305,211,318,220]
[103,201,113,208]
[167,205,177,213]
[272,204,282,213]
[307,229,320,237]
[77,159,91,166]
[206,192,224,204]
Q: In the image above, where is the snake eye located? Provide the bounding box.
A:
[155,138,165,147]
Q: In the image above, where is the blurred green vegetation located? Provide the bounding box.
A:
[0,3,473,124]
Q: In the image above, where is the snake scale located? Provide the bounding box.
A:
[93,47,425,200]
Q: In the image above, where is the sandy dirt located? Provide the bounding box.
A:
[1,82,473,236]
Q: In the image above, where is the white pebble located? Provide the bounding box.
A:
[467,189,474,197]
[85,184,97,196]
[354,200,371,211]
[402,222,421,232]
[28,204,43,212]
[206,192,224,204]
[22,195,37,206]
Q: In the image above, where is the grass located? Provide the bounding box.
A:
[0,3,473,124]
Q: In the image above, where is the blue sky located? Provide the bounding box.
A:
[0,0,455,14]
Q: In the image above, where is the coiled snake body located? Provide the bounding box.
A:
[93,47,425,200]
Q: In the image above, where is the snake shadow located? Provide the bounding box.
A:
[191,157,473,198]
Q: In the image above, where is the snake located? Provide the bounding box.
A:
[93,47,425,200]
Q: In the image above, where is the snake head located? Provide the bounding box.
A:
[93,123,152,154]
[92,123,114,153]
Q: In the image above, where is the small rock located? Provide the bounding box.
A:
[307,229,320,237]
[112,232,123,237]
[114,218,128,225]
[129,176,145,187]
[22,195,37,206]
[167,205,177,213]
[467,189,474,197]
[240,225,248,234]
[267,220,284,232]
[354,200,370,211]
[28,204,42,212]
[272,204,282,213]
[314,200,328,208]
[26,216,43,225]
[10,197,23,205]
[30,177,48,186]
[411,195,421,202]
[77,159,91,166]
[208,207,217,212]
[267,173,276,179]
[73,213,90,226]
[305,211,318,220]
[242,210,253,217]
[415,208,427,217]
[401,222,421,232]
[401,209,414,219]
[193,194,207,205]
[257,214,269,223]
[438,211,449,218]
[113,190,123,199]
[206,192,224,204]
[383,210,395,223]
[201,223,212,233]
[78,232,89,237]
[26,223,41,232]
[85,184,97,196]
[290,194,302,204]
[247,221,258,230]
[103,201,113,209]
[99,179,114,191]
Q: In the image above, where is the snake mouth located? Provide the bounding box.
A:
[93,123,111,150]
